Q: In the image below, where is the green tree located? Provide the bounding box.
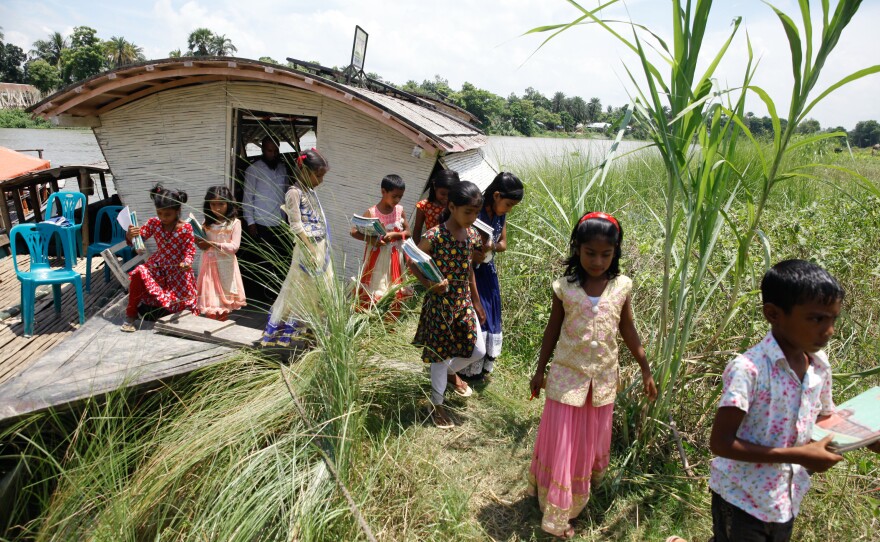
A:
[849,120,880,147]
[507,97,537,136]
[26,59,62,93]
[560,110,576,131]
[30,31,68,68]
[456,82,505,127]
[61,26,105,83]
[523,87,550,109]
[796,117,821,134]
[0,40,26,83]
[535,107,562,131]
[168,49,182,58]
[586,97,602,122]
[565,96,588,123]
[551,91,566,113]
[259,56,279,64]
[187,28,215,56]
[211,34,237,56]
[104,36,145,68]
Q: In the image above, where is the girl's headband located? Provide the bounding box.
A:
[579,211,620,232]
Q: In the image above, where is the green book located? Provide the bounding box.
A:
[188,213,207,239]
[812,386,880,453]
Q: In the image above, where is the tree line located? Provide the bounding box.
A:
[1,25,878,147]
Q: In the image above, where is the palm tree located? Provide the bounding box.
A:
[586,97,602,123]
[30,31,68,68]
[104,36,145,68]
[211,34,237,56]
[186,28,214,56]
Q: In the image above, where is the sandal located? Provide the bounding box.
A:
[665,538,688,542]
[120,319,136,333]
[431,408,454,429]
[544,525,576,540]
[453,383,473,397]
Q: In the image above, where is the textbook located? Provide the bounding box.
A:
[352,214,387,237]
[473,218,493,238]
[812,386,880,453]
[401,238,444,283]
[117,207,146,253]
[188,213,206,239]
[41,216,72,227]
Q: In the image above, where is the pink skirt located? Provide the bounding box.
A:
[196,250,246,317]
[527,390,614,536]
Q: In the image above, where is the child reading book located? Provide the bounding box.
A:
[708,259,880,542]
[351,174,411,314]
[195,186,246,320]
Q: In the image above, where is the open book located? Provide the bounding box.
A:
[188,213,206,239]
[401,238,444,283]
[352,214,387,237]
[812,386,880,453]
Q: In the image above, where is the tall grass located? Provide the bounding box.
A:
[526,0,880,458]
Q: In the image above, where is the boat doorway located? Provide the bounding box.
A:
[230,109,318,204]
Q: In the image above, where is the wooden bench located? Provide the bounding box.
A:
[100,240,147,290]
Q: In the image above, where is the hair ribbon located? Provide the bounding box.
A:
[579,211,620,232]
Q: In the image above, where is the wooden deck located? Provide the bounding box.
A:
[0,254,121,386]
[0,295,235,420]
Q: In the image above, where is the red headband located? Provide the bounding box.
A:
[297,147,324,168]
[579,211,620,232]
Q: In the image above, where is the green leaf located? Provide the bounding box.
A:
[800,65,880,122]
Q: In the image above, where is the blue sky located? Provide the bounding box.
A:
[2,0,878,129]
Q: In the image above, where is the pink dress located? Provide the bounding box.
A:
[356,204,407,312]
[197,218,246,317]
[528,275,632,536]
[129,217,197,314]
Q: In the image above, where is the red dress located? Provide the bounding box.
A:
[129,217,198,314]
[416,199,445,231]
[357,204,408,313]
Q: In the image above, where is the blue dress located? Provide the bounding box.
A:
[459,209,505,376]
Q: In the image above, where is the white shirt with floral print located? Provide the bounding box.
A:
[709,331,835,523]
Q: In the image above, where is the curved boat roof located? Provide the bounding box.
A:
[28,57,486,153]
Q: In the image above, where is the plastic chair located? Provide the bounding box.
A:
[10,222,85,337]
[85,205,133,292]
[44,191,87,258]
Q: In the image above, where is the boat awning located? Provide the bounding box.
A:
[0,147,50,182]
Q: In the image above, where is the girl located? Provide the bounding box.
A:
[352,174,411,314]
[412,168,459,245]
[411,181,487,429]
[195,185,246,320]
[261,148,332,346]
[459,172,524,382]
[122,184,197,332]
[527,212,657,539]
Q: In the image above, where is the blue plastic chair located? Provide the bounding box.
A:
[85,205,133,292]
[11,222,85,337]
[44,191,87,258]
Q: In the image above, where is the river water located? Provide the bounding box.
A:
[0,128,646,174]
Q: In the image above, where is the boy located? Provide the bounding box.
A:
[708,259,879,541]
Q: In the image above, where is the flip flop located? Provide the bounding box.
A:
[665,537,688,542]
[453,383,473,397]
[120,320,136,333]
[431,409,454,429]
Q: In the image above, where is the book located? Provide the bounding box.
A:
[812,386,880,453]
[401,238,444,283]
[352,214,387,237]
[473,218,493,238]
[128,210,146,253]
[188,213,206,239]
[41,216,72,227]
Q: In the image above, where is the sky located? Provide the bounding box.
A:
[1,0,878,129]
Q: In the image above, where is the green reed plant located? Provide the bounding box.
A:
[528,0,880,458]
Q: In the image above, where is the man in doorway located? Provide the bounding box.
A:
[241,135,292,306]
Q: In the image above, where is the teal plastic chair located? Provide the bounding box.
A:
[85,205,133,292]
[45,191,87,258]
[11,222,85,337]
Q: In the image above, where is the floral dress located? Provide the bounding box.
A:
[357,204,407,310]
[130,217,197,314]
[416,199,445,231]
[412,223,482,363]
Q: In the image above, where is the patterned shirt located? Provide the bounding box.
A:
[416,199,445,231]
[709,331,835,523]
[284,184,326,239]
[544,275,632,407]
